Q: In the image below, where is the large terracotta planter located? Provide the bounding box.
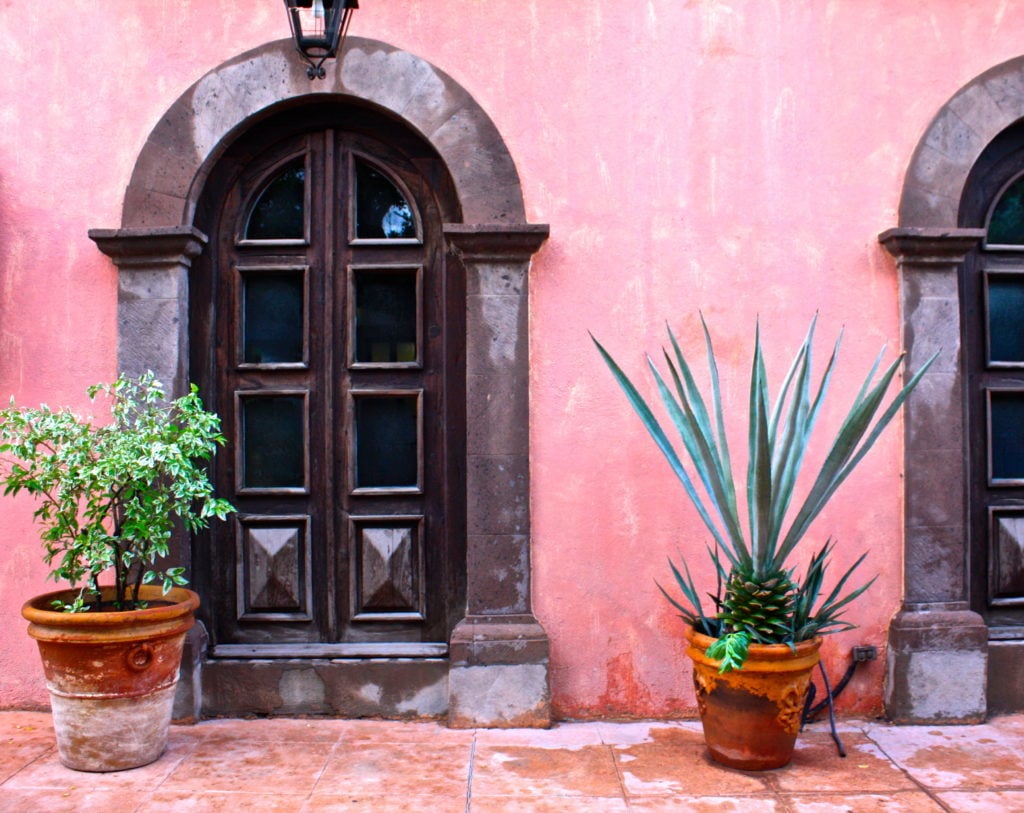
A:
[685,628,821,770]
[22,585,199,772]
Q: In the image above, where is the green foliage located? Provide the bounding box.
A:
[705,631,751,673]
[0,372,234,612]
[593,315,934,671]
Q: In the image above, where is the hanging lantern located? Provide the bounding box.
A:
[284,0,359,80]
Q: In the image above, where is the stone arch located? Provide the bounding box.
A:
[122,37,526,229]
[898,56,1024,227]
[89,38,550,727]
[878,56,1024,723]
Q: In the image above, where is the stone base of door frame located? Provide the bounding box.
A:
[447,615,551,729]
[884,606,988,723]
[196,659,452,718]
[171,620,551,725]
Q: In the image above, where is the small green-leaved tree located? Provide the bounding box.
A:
[0,372,234,611]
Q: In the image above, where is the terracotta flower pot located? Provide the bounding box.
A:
[685,627,822,770]
[22,585,199,772]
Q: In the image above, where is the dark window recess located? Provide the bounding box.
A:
[354,270,418,363]
[354,395,419,488]
[355,159,416,239]
[246,159,306,240]
[990,391,1024,481]
[243,271,305,364]
[989,175,1024,245]
[241,395,306,489]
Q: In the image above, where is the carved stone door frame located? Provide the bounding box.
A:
[90,38,550,727]
[880,55,1024,721]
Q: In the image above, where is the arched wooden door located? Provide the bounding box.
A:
[191,116,464,670]
[962,124,1024,632]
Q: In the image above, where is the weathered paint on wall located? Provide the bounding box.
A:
[0,0,1020,716]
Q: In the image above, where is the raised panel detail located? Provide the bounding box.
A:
[991,510,1024,606]
[237,515,313,621]
[351,516,424,621]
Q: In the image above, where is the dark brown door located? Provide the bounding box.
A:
[967,247,1024,630]
[963,145,1024,632]
[193,124,462,657]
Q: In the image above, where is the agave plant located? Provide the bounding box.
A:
[593,315,934,671]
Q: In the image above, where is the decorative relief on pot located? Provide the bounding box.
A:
[692,669,716,716]
[126,644,154,672]
[775,686,805,735]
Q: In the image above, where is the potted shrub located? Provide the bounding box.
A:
[594,316,933,770]
[0,372,233,772]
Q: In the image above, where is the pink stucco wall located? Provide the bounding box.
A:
[0,0,1020,715]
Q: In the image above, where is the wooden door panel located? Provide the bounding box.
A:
[195,122,456,653]
[990,509,1024,606]
[237,515,314,621]
[967,252,1024,627]
[350,515,425,622]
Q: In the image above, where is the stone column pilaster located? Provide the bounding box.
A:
[879,227,988,723]
[89,225,209,722]
[88,226,207,400]
[444,224,551,728]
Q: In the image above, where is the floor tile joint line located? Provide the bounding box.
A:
[862,726,957,813]
[465,732,477,813]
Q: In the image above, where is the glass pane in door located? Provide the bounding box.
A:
[245,158,306,240]
[239,393,308,490]
[989,390,1024,482]
[353,268,419,364]
[989,175,1024,246]
[353,393,420,490]
[242,269,306,365]
[354,158,416,239]
[987,273,1024,364]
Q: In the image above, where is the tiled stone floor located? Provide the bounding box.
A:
[1,711,1022,811]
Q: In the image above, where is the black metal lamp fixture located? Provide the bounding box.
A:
[284,0,359,80]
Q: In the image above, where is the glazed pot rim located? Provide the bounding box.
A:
[22,585,199,628]
[686,626,822,659]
